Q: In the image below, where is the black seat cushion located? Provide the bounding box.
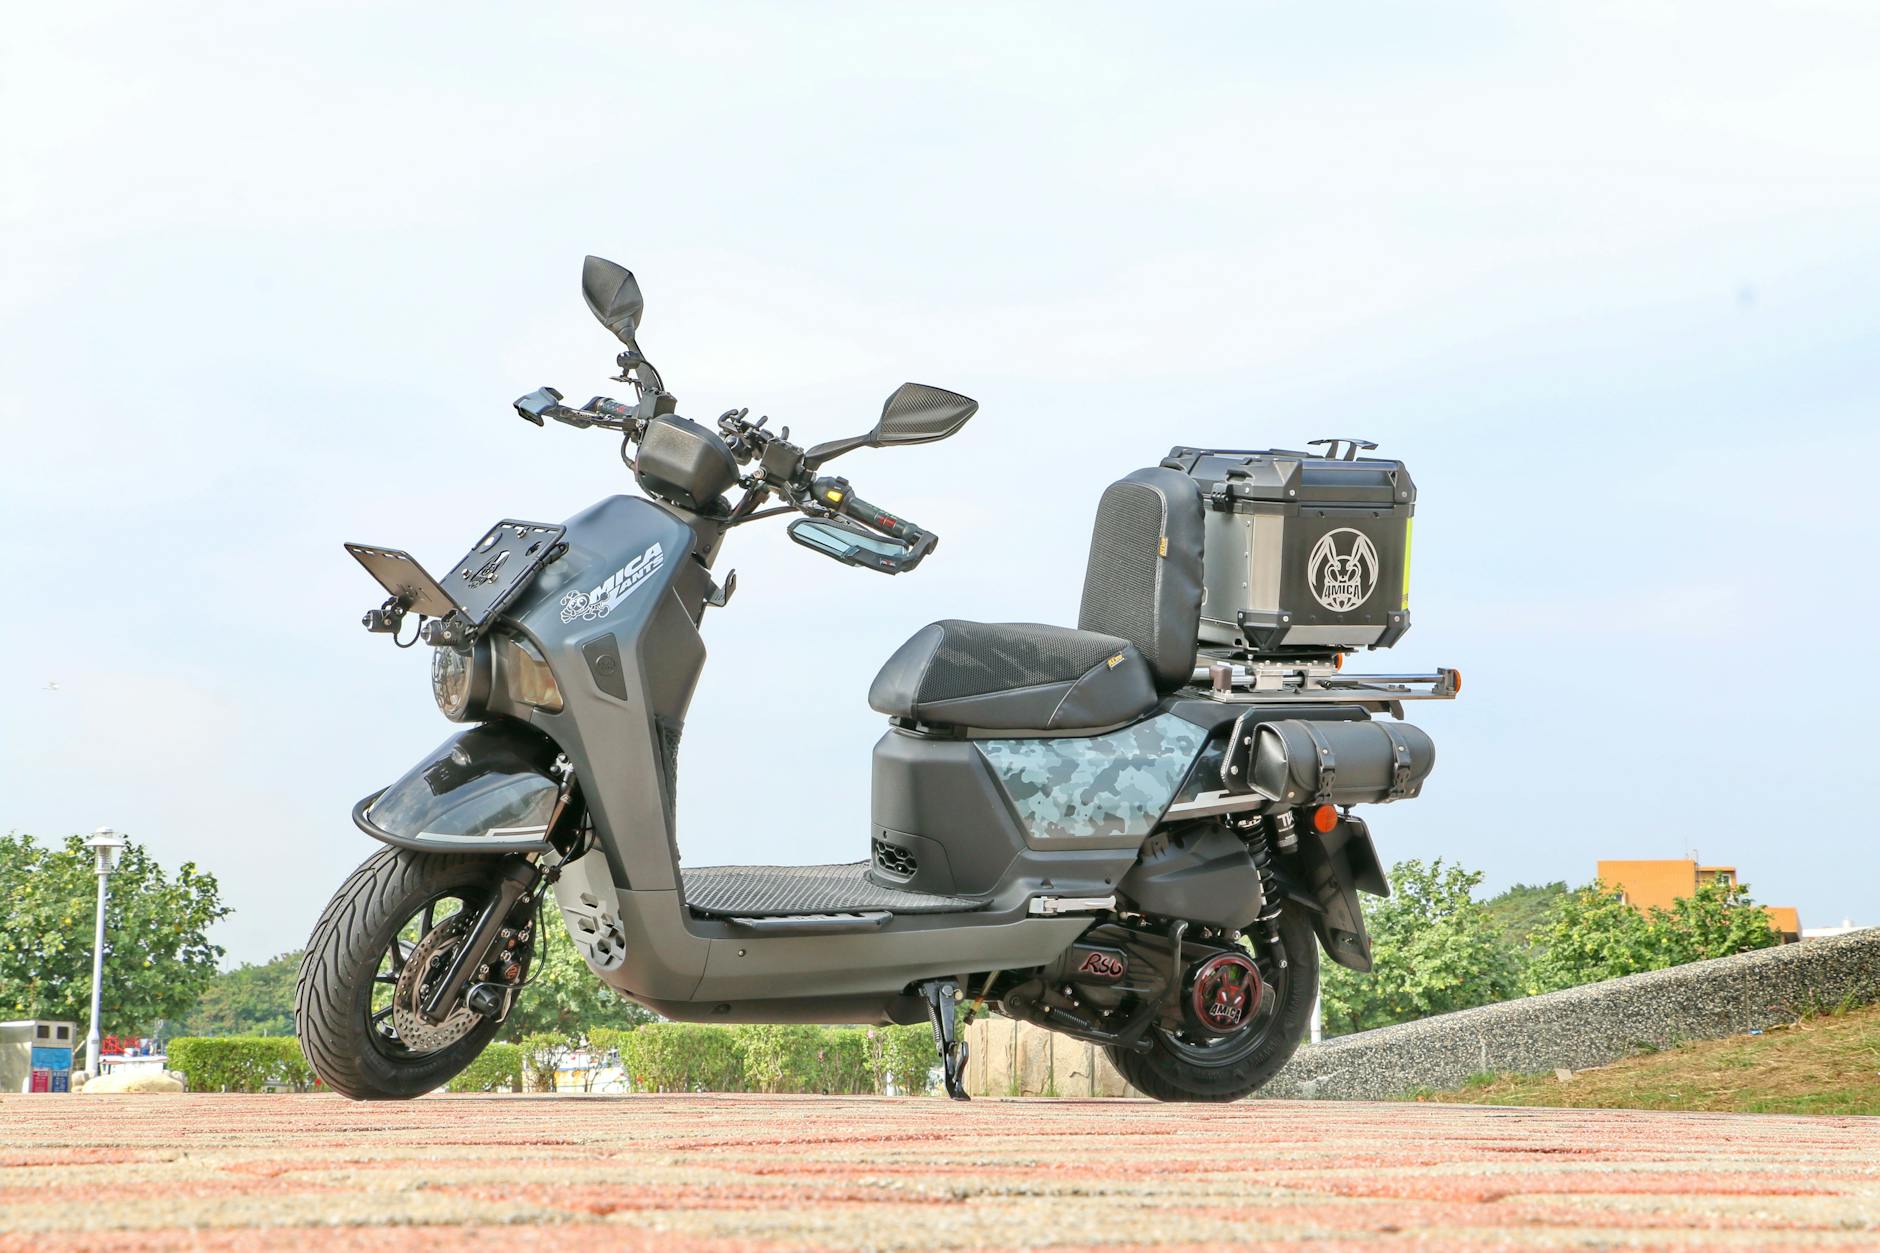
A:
[1078,466,1205,691]
[868,619,1158,732]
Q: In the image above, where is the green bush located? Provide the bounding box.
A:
[447,1042,523,1093]
[811,1026,874,1094]
[167,1036,313,1092]
[585,1025,638,1062]
[517,1031,576,1092]
[729,1024,873,1094]
[159,1021,936,1096]
[620,1022,743,1092]
[868,1024,937,1096]
[614,1022,931,1094]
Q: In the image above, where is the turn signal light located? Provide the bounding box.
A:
[1311,804,1339,834]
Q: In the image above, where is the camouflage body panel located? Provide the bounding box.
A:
[977,713,1209,843]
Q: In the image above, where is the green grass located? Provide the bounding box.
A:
[1415,1000,1880,1115]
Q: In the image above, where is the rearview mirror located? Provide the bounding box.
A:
[582,255,644,344]
[874,382,977,446]
[803,382,978,469]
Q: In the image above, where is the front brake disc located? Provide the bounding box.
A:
[390,920,484,1053]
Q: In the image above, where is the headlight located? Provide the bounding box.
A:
[431,640,492,722]
[430,632,560,721]
[494,633,563,713]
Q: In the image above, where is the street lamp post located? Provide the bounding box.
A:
[82,827,127,1074]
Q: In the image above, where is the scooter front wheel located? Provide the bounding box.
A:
[295,846,523,1099]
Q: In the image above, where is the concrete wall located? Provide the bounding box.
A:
[963,927,1880,1101]
[1261,926,1880,1100]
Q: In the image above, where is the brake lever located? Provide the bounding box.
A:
[894,529,939,573]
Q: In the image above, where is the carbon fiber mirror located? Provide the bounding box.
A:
[582,256,644,345]
[874,383,977,446]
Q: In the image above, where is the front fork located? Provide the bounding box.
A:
[422,768,582,1023]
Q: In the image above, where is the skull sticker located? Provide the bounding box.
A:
[1306,527,1379,613]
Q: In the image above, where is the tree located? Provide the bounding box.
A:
[1525,877,1779,994]
[1522,882,1656,993]
[1318,859,1523,1036]
[1652,878,1781,966]
[174,951,302,1037]
[0,832,227,1040]
[1481,881,1568,956]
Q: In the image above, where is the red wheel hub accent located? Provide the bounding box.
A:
[1185,952,1263,1036]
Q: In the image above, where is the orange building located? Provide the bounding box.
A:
[1596,860,1801,943]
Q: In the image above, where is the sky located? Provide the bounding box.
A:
[3,2,1877,966]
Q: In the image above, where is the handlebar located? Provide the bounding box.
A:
[808,476,925,547]
[807,477,938,574]
[514,386,638,433]
[515,386,939,573]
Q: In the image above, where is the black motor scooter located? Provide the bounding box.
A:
[297,257,1456,1101]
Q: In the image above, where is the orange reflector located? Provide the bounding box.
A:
[1448,667,1462,695]
[1333,652,1345,671]
[1311,804,1339,834]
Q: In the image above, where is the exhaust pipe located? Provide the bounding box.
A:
[1223,716,1435,807]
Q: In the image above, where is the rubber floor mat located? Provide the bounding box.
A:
[681,862,984,917]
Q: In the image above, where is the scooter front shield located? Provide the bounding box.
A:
[353,722,561,855]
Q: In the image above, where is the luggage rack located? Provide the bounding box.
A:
[1189,654,1459,715]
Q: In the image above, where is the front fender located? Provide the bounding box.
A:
[354,721,562,855]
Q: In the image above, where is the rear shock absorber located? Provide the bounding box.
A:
[1237,816,1289,970]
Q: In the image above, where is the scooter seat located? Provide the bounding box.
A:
[868,619,1158,732]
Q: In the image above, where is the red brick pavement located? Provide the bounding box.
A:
[1,1093,1875,1250]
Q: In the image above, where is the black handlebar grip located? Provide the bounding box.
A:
[810,476,921,543]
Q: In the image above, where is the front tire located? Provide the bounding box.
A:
[296,847,520,1100]
[1105,904,1319,1102]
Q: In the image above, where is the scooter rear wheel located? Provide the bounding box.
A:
[1104,904,1318,1102]
[295,846,521,1100]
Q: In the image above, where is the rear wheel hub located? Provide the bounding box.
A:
[1182,951,1263,1038]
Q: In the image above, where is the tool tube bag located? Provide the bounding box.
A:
[1221,716,1435,806]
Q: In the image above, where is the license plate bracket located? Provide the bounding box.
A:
[347,519,566,635]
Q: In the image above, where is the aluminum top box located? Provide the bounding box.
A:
[1161,444,1416,657]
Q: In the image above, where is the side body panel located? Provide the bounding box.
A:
[501,495,1103,1010]
[509,495,705,892]
[976,713,1208,847]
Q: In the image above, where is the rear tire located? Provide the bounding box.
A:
[1105,904,1318,1102]
[295,846,515,1100]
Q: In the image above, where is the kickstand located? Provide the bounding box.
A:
[920,980,970,1101]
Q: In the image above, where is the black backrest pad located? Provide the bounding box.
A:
[1078,466,1204,690]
